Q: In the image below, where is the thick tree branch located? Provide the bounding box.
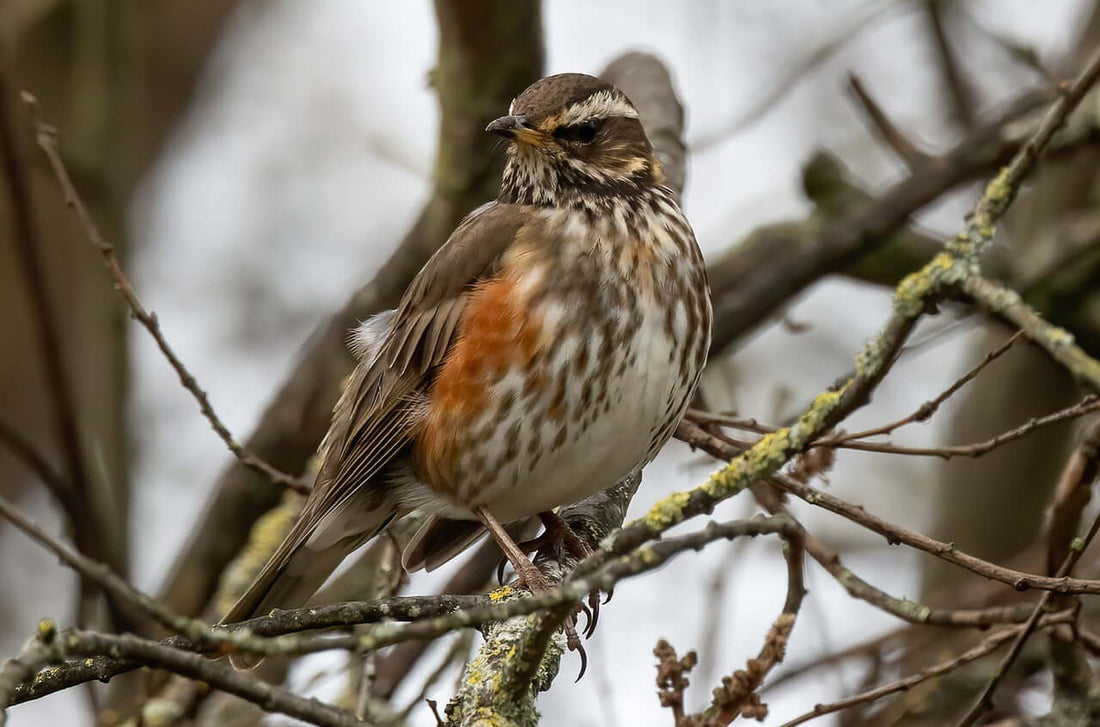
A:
[0,61,116,630]
[707,85,1100,354]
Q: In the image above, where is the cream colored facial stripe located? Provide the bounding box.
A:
[562,91,638,125]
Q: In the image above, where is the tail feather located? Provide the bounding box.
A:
[402,516,487,573]
[221,493,398,669]
[224,545,353,669]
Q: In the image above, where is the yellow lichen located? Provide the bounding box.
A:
[1047,327,1076,347]
[983,166,1012,207]
[796,390,842,432]
[37,618,56,641]
[893,252,954,317]
[638,490,692,531]
[489,586,514,602]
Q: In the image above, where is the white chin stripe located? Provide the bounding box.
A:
[564,90,639,125]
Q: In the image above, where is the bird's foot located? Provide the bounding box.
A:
[507,512,601,639]
[473,505,591,679]
[510,556,588,680]
[537,511,601,639]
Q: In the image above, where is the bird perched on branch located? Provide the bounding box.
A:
[222,73,711,660]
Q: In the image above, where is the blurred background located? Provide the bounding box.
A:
[3,0,1099,724]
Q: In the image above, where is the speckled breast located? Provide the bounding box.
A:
[414,190,711,522]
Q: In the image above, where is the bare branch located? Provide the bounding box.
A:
[20,94,308,495]
[677,421,1100,597]
[833,331,1022,442]
[699,538,805,724]
[0,492,201,638]
[4,625,359,727]
[924,0,979,130]
[847,72,930,167]
[693,394,1100,461]
[778,617,1075,727]
[956,419,1100,725]
[691,2,905,148]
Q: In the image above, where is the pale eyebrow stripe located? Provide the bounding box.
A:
[563,91,639,124]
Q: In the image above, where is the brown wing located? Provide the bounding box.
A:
[386,201,532,375]
[289,203,528,542]
[223,202,531,626]
[316,201,529,503]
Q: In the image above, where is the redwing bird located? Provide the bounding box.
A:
[222,73,711,644]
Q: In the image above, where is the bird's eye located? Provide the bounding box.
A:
[554,120,600,144]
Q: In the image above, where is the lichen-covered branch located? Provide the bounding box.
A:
[963,274,1100,390]
[5,592,487,707]
[2,623,358,727]
[446,514,801,726]
[6,512,798,715]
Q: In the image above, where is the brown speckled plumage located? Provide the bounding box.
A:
[223,73,711,637]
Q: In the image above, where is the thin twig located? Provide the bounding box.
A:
[925,0,978,130]
[0,492,203,638]
[395,632,473,723]
[692,2,906,147]
[832,331,1022,443]
[779,617,1073,727]
[826,395,1100,458]
[20,93,308,495]
[847,72,930,167]
[956,421,1100,726]
[677,421,1100,596]
[676,421,1072,629]
[692,393,1100,461]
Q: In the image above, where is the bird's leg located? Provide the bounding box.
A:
[473,505,588,674]
[537,510,601,639]
[509,511,601,638]
[474,505,553,593]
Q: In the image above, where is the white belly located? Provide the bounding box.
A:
[445,292,688,523]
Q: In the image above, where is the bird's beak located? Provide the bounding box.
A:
[485,115,541,145]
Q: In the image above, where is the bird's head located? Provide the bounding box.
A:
[489,74,663,207]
